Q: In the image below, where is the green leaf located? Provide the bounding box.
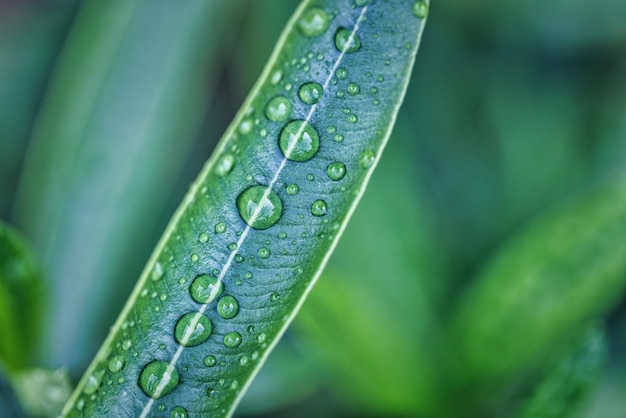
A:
[59,0,429,416]
[0,222,45,371]
[450,171,626,385]
[12,0,236,372]
[517,324,607,418]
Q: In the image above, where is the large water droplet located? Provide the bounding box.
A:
[138,360,180,399]
[264,96,292,122]
[215,154,235,177]
[174,312,212,347]
[108,356,125,373]
[327,162,346,181]
[279,120,320,162]
[335,27,361,53]
[298,82,323,105]
[412,1,428,18]
[224,332,242,348]
[297,7,329,37]
[217,295,239,319]
[237,186,283,230]
[189,274,223,304]
[171,406,188,418]
[311,200,328,216]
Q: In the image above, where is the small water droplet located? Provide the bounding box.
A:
[279,120,320,162]
[227,242,238,251]
[257,333,267,344]
[174,312,212,347]
[189,274,223,304]
[240,356,249,366]
[336,68,348,79]
[278,231,288,239]
[307,173,314,181]
[238,119,253,135]
[327,125,337,134]
[412,0,428,18]
[122,340,132,351]
[151,262,164,281]
[297,7,329,37]
[286,184,299,195]
[198,232,209,243]
[217,295,239,319]
[157,404,166,412]
[264,96,292,122]
[298,82,324,105]
[335,27,361,53]
[270,292,280,302]
[237,186,283,230]
[244,272,253,279]
[234,254,244,263]
[377,75,384,82]
[108,356,125,373]
[160,293,167,302]
[204,355,217,367]
[327,162,346,181]
[171,406,188,418]
[258,247,271,259]
[347,82,360,95]
[347,114,358,123]
[334,134,344,142]
[224,332,242,348]
[360,150,376,168]
[138,360,180,399]
[311,200,328,216]
[215,222,227,234]
[83,370,104,395]
[270,69,282,85]
[247,325,255,334]
[215,154,235,177]
[191,253,199,263]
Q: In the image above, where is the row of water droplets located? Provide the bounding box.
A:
[72,1,429,417]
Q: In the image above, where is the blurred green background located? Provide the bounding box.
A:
[2,0,626,417]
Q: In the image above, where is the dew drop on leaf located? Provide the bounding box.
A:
[237,186,283,230]
[170,406,188,418]
[214,222,226,234]
[336,68,348,79]
[189,274,223,304]
[215,154,235,177]
[334,27,361,53]
[151,262,164,281]
[297,7,330,37]
[108,356,125,373]
[311,200,328,216]
[264,96,292,122]
[204,355,217,367]
[258,247,271,259]
[83,370,104,395]
[298,82,324,105]
[286,184,299,195]
[360,150,376,168]
[327,162,346,181]
[412,0,428,18]
[174,312,212,347]
[224,332,242,348]
[278,120,320,162]
[198,232,209,243]
[270,292,280,302]
[138,360,180,399]
[217,295,239,319]
[347,82,360,95]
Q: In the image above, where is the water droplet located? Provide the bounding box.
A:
[122,340,132,351]
[234,254,244,263]
[240,355,249,366]
[237,185,283,230]
[286,184,299,195]
[279,120,320,162]
[298,82,324,105]
[334,134,344,142]
[224,332,242,348]
[297,7,329,37]
[264,96,292,122]
[336,68,348,79]
[270,292,280,302]
[227,242,238,251]
[377,75,384,82]
[198,232,209,243]
[138,360,180,399]
[158,404,166,412]
[160,293,167,302]
[347,82,360,95]
[215,222,226,234]
[307,173,314,181]
[171,406,188,418]
[108,356,125,373]
[151,262,164,281]
[257,333,267,344]
[217,295,239,319]
[238,119,253,135]
[270,69,282,85]
[247,325,255,334]
[190,253,199,263]
[189,274,223,304]
[258,247,271,259]
[412,1,428,18]
[311,200,328,216]
[360,150,376,168]
[347,114,358,123]
[336,90,345,98]
[204,355,217,367]
[215,154,235,177]
[327,125,337,134]
[335,27,361,53]
[83,370,104,395]
[174,312,212,347]
[278,231,288,239]
[327,162,346,181]
[244,272,253,279]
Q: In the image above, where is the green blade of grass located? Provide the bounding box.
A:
[59,0,429,416]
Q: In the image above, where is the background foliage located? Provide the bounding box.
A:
[1,0,626,417]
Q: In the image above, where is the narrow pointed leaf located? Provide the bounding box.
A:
[60,0,429,416]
